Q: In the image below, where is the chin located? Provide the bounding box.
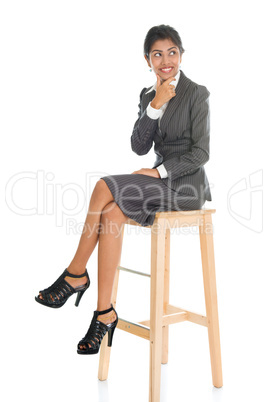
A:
[161,74,174,81]
[160,71,178,80]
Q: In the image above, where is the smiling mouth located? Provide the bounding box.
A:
[159,67,173,73]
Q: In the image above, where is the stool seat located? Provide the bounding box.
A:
[98,208,223,402]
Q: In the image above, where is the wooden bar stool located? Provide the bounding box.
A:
[98,208,223,402]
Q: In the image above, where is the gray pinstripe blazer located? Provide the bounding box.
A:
[130,69,212,203]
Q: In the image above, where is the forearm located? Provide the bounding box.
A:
[131,109,158,155]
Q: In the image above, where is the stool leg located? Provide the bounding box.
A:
[199,214,223,388]
[98,225,125,381]
[149,220,166,402]
[162,228,170,364]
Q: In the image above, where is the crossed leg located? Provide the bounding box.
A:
[38,178,129,349]
[38,179,128,316]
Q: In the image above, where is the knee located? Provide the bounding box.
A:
[95,178,109,194]
[91,179,111,201]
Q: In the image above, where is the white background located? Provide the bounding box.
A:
[1,1,267,401]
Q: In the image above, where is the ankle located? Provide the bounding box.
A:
[67,263,86,276]
[97,310,117,324]
[97,303,112,312]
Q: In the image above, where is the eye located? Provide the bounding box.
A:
[153,50,176,57]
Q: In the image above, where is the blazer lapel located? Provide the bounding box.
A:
[160,70,191,135]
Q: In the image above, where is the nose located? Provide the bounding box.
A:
[162,54,170,65]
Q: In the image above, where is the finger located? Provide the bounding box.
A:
[156,74,161,88]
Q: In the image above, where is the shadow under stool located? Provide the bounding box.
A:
[98,208,223,402]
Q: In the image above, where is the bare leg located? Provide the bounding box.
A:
[97,202,126,310]
[39,179,118,300]
[39,176,128,348]
[67,179,116,273]
[78,201,128,350]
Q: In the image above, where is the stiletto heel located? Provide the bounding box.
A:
[75,288,87,307]
[35,268,90,308]
[77,304,118,355]
[107,326,116,347]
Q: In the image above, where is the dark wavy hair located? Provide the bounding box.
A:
[144,24,185,59]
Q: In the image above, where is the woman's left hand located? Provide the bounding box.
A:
[131,168,160,178]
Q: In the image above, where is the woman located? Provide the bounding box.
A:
[35,24,212,354]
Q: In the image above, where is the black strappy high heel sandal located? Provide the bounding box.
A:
[35,268,90,308]
[77,304,118,355]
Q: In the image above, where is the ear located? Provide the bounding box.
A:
[144,54,151,68]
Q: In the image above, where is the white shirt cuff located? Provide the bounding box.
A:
[146,102,162,120]
[156,164,168,178]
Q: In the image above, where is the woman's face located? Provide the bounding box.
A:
[145,38,182,82]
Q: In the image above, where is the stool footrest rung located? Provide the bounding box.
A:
[117,304,207,339]
[139,311,188,327]
[117,265,150,278]
[117,318,150,340]
[165,304,208,327]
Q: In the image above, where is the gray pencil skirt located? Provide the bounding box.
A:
[100,173,204,227]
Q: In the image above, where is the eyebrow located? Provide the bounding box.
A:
[151,46,177,53]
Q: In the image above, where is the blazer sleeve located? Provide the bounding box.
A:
[162,85,210,180]
[130,88,159,155]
